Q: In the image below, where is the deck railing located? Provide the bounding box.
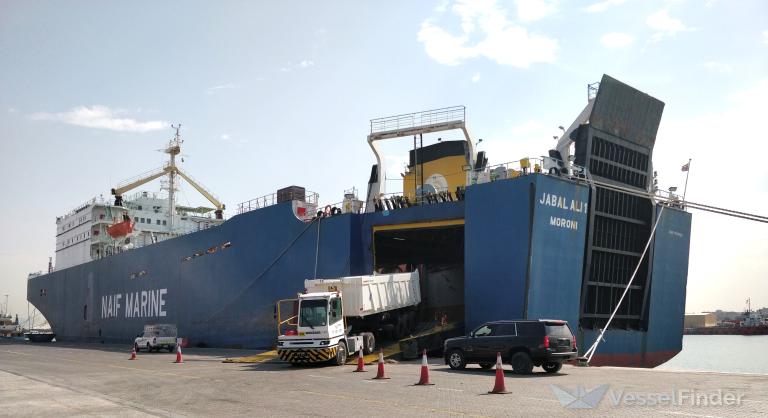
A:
[370,106,465,135]
[237,191,319,215]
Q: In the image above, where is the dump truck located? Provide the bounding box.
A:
[276,271,420,365]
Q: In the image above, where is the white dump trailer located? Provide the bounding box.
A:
[277,271,420,365]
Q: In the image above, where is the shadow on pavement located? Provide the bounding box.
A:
[0,339,265,359]
[435,366,568,378]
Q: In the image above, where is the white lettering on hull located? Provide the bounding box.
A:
[550,216,578,230]
[100,294,122,318]
[102,288,167,319]
[539,192,585,231]
[538,192,587,214]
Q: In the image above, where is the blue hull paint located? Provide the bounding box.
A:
[27,174,691,366]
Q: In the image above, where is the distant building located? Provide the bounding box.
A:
[684,313,717,328]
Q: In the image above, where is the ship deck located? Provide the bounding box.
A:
[1,341,765,417]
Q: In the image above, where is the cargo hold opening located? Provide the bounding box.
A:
[373,223,464,325]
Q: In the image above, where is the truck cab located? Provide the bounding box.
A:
[277,292,365,365]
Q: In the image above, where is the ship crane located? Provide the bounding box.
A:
[111,125,225,234]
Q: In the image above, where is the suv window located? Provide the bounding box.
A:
[496,324,517,336]
[474,324,495,337]
[545,324,573,338]
[515,322,543,336]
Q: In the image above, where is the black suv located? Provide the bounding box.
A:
[444,319,577,374]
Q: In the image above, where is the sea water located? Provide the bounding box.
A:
[657,335,768,374]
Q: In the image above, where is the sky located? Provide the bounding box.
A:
[0,0,766,322]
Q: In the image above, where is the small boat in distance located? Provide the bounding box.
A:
[26,330,56,343]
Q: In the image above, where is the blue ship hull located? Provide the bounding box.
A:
[27,173,691,367]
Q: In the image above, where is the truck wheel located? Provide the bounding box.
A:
[511,352,534,374]
[543,361,562,373]
[334,342,348,366]
[168,345,175,353]
[447,349,466,370]
[134,343,140,353]
[362,333,375,355]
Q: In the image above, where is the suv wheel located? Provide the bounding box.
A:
[543,361,562,373]
[511,352,534,374]
[447,349,466,370]
[478,362,493,370]
[134,343,140,352]
[334,342,347,366]
[146,342,152,353]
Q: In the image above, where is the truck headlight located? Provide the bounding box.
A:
[320,340,329,345]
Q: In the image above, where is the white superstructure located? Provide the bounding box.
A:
[53,126,225,271]
[55,197,128,270]
[54,193,222,270]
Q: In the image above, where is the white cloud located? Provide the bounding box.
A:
[220,134,231,141]
[300,60,315,68]
[647,9,689,42]
[763,30,768,45]
[601,32,635,48]
[417,0,558,68]
[584,0,627,13]
[515,0,558,22]
[30,106,167,133]
[471,73,481,83]
[205,83,236,94]
[703,61,732,73]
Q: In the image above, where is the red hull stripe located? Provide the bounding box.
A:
[586,350,680,368]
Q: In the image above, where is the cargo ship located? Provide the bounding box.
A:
[27,75,692,367]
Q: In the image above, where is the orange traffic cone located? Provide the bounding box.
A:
[415,349,434,386]
[372,348,389,380]
[129,347,137,360]
[354,348,366,372]
[174,344,183,364]
[488,352,508,394]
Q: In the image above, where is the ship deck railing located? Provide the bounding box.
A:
[369,106,466,140]
[56,195,114,221]
[237,191,319,215]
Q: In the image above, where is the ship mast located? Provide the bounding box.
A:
[167,124,182,233]
[110,126,226,231]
